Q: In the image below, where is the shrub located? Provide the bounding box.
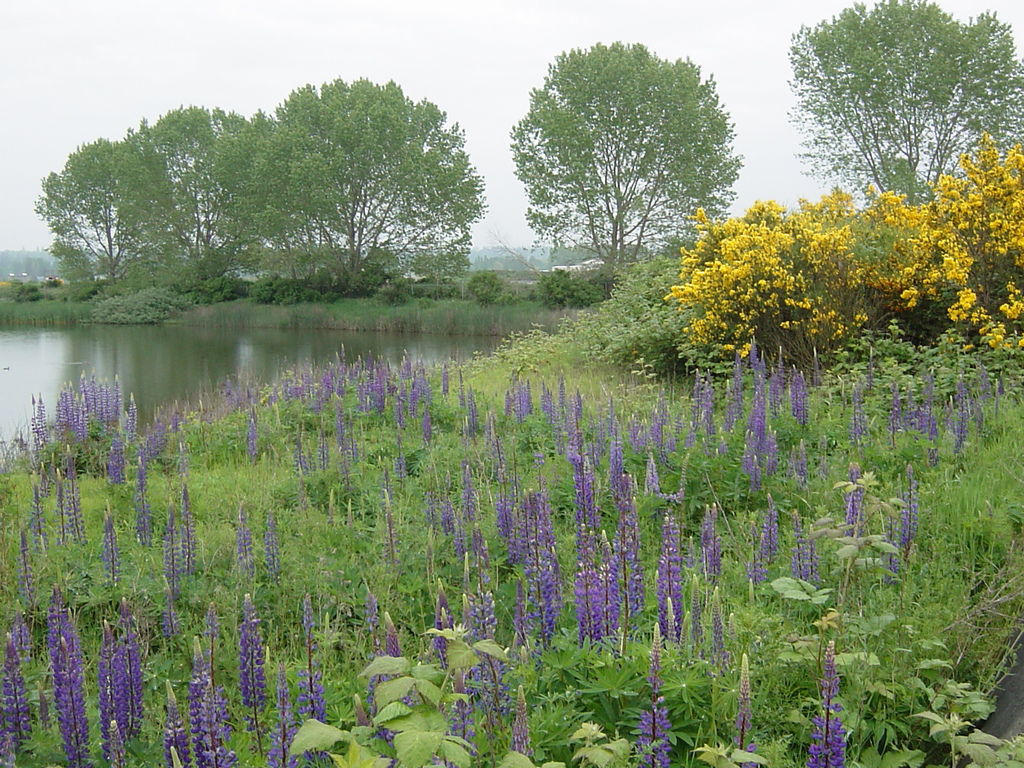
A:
[375,278,413,305]
[537,269,605,308]
[13,282,43,302]
[466,271,506,305]
[573,256,696,376]
[65,280,107,303]
[249,277,318,305]
[184,276,249,304]
[91,288,191,324]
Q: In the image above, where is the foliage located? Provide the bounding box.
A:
[790,0,1024,202]
[257,78,485,281]
[35,138,150,282]
[667,192,894,362]
[250,276,322,305]
[512,42,740,265]
[573,256,695,376]
[90,287,191,324]
[180,276,249,305]
[376,278,414,306]
[896,135,1024,350]
[467,271,507,305]
[133,106,257,281]
[536,270,605,309]
[13,282,42,302]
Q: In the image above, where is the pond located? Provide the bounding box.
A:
[0,324,498,441]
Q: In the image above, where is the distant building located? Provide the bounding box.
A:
[550,258,604,273]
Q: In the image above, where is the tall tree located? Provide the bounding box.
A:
[134,106,255,281]
[35,139,149,282]
[790,0,1024,202]
[511,42,740,266]
[256,79,485,286]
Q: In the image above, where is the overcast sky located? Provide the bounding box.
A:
[4,0,1024,252]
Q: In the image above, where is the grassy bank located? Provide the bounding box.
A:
[175,297,578,336]
[0,299,94,326]
[1,339,1023,767]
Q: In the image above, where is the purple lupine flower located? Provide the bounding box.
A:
[789,441,808,487]
[465,389,479,437]
[513,579,529,649]
[134,458,152,546]
[125,396,137,442]
[849,385,866,446]
[657,513,684,643]
[575,528,602,645]
[613,477,645,625]
[511,685,531,756]
[636,624,671,768]
[162,589,180,638]
[724,354,745,432]
[188,638,236,768]
[239,594,267,748]
[645,453,661,497]
[384,612,401,658]
[264,512,280,582]
[98,623,117,760]
[711,588,729,670]
[449,670,475,754]
[180,485,195,575]
[791,370,809,426]
[701,506,722,582]
[16,530,33,605]
[30,395,48,454]
[235,506,254,578]
[49,590,92,768]
[1,633,31,749]
[297,595,326,721]
[107,719,126,768]
[267,664,298,768]
[247,410,258,463]
[791,512,820,584]
[164,682,192,768]
[953,377,970,455]
[108,437,126,484]
[9,612,30,662]
[735,653,754,756]
[569,451,600,532]
[434,585,452,667]
[608,437,631,510]
[164,505,181,599]
[63,453,85,543]
[843,465,864,534]
[102,510,120,586]
[29,482,47,551]
[116,601,143,740]
[808,641,846,768]
[747,498,779,584]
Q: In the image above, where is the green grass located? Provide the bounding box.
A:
[175,298,579,336]
[1,340,1022,767]
[0,298,94,326]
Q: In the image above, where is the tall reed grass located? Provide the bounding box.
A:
[0,300,94,326]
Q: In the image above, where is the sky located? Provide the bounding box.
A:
[4,0,1024,252]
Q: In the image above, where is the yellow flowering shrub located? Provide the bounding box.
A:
[667,192,897,361]
[898,134,1024,349]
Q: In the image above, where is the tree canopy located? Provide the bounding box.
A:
[35,138,149,282]
[790,0,1024,202]
[256,79,484,283]
[511,42,740,266]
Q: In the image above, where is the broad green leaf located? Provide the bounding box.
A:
[289,719,351,755]
[732,750,767,765]
[473,639,509,661]
[413,678,443,706]
[374,677,416,709]
[438,739,473,768]
[394,730,443,768]
[373,701,412,726]
[361,656,411,679]
[500,752,537,768]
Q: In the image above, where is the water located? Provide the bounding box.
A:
[0,324,498,440]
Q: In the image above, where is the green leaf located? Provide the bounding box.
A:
[732,750,767,765]
[289,719,352,755]
[394,730,444,768]
[439,739,474,768]
[413,678,443,706]
[472,639,508,661]
[374,677,416,709]
[499,751,537,768]
[445,641,479,671]
[361,656,412,679]
[373,701,412,726]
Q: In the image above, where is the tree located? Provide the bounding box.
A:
[790,0,1024,203]
[255,79,485,287]
[134,106,256,281]
[511,42,740,266]
[36,138,149,282]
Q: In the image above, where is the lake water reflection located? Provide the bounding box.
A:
[0,324,497,440]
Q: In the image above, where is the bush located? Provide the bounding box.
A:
[13,283,42,302]
[375,278,413,305]
[250,277,319,305]
[65,280,107,302]
[466,271,506,305]
[573,256,696,376]
[184,276,249,304]
[91,288,191,324]
[537,269,605,308]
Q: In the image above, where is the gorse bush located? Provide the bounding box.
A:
[91,287,190,324]
[667,134,1024,363]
